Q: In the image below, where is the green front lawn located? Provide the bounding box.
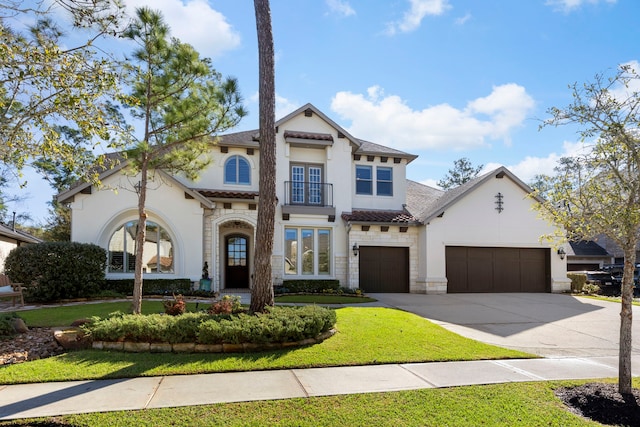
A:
[2,380,614,426]
[0,306,533,384]
[16,300,205,327]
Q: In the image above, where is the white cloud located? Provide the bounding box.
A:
[249,93,301,123]
[546,0,617,13]
[455,12,472,25]
[483,141,588,183]
[330,84,535,151]
[386,0,452,35]
[326,0,356,17]
[124,0,241,59]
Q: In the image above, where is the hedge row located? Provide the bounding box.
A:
[104,279,191,296]
[84,305,337,345]
[276,279,340,294]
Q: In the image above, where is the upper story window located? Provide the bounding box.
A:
[377,167,393,196]
[224,155,250,185]
[355,165,372,195]
[108,220,173,274]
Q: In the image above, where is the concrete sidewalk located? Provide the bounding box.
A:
[1,355,638,420]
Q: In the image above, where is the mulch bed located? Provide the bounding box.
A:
[555,382,640,426]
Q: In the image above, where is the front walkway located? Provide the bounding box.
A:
[1,355,639,420]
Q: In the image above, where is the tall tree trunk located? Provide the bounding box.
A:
[131,160,149,314]
[251,0,275,313]
[619,246,636,394]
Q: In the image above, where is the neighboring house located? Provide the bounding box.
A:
[58,104,570,294]
[566,240,612,272]
[0,223,42,272]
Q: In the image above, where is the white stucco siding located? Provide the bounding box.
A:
[423,176,568,293]
[0,239,17,273]
[70,172,205,280]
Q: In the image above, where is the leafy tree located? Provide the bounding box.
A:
[437,157,483,190]
[251,0,276,313]
[537,63,640,394]
[122,8,246,314]
[528,174,553,200]
[0,1,125,184]
[32,128,89,241]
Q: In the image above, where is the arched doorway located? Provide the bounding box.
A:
[225,234,249,288]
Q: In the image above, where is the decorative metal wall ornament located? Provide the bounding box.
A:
[495,192,504,213]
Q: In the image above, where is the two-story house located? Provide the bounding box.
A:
[58,103,570,294]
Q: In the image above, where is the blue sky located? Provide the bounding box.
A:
[10,0,639,225]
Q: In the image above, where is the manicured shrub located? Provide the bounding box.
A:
[84,305,337,346]
[104,278,191,296]
[0,313,21,338]
[277,279,340,294]
[5,242,106,302]
[567,273,587,293]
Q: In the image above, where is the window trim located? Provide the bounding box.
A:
[355,165,373,195]
[376,166,393,196]
[224,155,251,185]
[284,227,332,276]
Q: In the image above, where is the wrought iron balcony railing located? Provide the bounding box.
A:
[284,181,333,207]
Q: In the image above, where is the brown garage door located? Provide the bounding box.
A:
[446,247,550,293]
[359,246,409,293]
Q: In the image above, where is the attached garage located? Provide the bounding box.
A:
[359,246,409,293]
[446,246,550,293]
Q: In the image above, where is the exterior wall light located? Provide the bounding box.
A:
[557,247,566,260]
[352,243,359,256]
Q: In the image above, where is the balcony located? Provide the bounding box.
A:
[282,181,335,220]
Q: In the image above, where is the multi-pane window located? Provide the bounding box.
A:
[108,220,173,273]
[224,155,250,185]
[355,165,372,195]
[356,165,393,196]
[377,167,393,196]
[284,227,331,276]
[291,164,323,205]
[227,236,247,266]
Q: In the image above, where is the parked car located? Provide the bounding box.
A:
[572,271,615,288]
[587,271,615,287]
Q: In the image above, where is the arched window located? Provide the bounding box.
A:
[108,220,174,273]
[224,155,250,185]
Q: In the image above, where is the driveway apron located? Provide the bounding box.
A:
[370,293,640,357]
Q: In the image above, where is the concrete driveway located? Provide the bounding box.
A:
[370,293,640,358]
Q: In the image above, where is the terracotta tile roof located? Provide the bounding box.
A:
[195,189,259,200]
[284,131,333,141]
[341,209,421,224]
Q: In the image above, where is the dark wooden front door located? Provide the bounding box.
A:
[225,235,249,288]
[359,246,409,293]
[446,246,549,293]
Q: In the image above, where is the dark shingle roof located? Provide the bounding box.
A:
[569,240,610,257]
[355,139,417,162]
[0,224,42,244]
[217,130,260,148]
[341,209,420,224]
[405,180,445,220]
